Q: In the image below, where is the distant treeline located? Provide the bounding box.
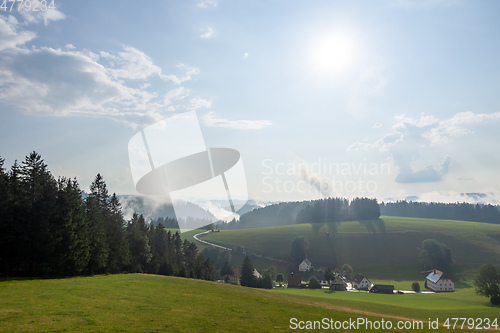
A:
[380,201,500,224]
[0,152,214,280]
[222,197,380,230]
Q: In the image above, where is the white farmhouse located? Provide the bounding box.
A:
[426,269,454,292]
[298,258,312,272]
[351,274,371,290]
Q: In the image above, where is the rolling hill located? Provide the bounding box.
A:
[199,216,500,279]
[0,274,383,332]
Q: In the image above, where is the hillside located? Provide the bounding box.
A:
[200,216,500,279]
[0,274,385,332]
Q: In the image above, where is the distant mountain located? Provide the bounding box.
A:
[116,195,272,224]
[118,195,217,222]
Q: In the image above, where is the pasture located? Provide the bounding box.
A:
[200,217,500,279]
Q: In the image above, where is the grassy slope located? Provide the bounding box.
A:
[1,274,490,332]
[277,285,500,322]
[200,216,500,279]
[0,274,424,333]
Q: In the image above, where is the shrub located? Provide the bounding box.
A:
[309,276,321,289]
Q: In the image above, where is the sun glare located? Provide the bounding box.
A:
[310,31,357,74]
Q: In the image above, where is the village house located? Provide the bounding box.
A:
[253,268,262,279]
[299,258,313,272]
[351,274,371,290]
[369,284,395,294]
[227,268,239,285]
[287,272,304,288]
[329,274,347,291]
[425,269,455,292]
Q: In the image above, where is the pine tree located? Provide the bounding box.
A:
[0,157,10,275]
[86,174,110,274]
[3,161,27,275]
[106,194,129,273]
[126,213,151,273]
[20,152,58,276]
[52,177,90,276]
[240,255,255,287]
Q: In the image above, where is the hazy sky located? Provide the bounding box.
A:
[1,0,500,204]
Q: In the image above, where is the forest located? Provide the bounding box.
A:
[0,152,214,279]
[222,197,381,229]
[380,200,500,224]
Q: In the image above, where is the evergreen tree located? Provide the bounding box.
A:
[220,259,233,277]
[262,273,273,289]
[126,213,152,272]
[240,255,255,287]
[86,174,110,274]
[52,177,90,276]
[2,161,26,275]
[20,152,58,276]
[106,194,129,273]
[0,157,11,275]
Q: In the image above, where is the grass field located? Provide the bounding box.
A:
[276,282,500,323]
[199,216,500,279]
[0,274,491,332]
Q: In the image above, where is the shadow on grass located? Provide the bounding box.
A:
[358,218,387,233]
[454,280,473,289]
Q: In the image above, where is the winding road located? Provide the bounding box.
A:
[192,231,287,263]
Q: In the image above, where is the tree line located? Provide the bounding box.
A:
[0,152,214,280]
[222,197,381,230]
[380,200,500,224]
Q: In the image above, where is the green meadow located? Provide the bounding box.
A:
[201,216,500,279]
[0,274,486,332]
[276,283,499,322]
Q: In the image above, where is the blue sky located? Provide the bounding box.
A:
[1,0,500,204]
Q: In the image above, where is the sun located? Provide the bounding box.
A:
[310,31,357,74]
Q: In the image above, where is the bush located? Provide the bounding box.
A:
[309,276,321,289]
[474,263,500,304]
[412,281,420,292]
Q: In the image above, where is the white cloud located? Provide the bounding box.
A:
[164,63,200,85]
[18,0,66,26]
[348,111,500,184]
[197,0,217,8]
[203,112,271,130]
[200,27,214,39]
[100,46,166,81]
[0,15,37,51]
[164,87,191,106]
[399,191,499,205]
[187,97,212,111]
[425,111,500,144]
[243,52,249,59]
[0,13,206,129]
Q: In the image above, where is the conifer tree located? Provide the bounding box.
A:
[106,194,129,273]
[86,174,110,274]
[126,213,151,272]
[240,255,255,287]
[20,152,58,276]
[53,177,90,276]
